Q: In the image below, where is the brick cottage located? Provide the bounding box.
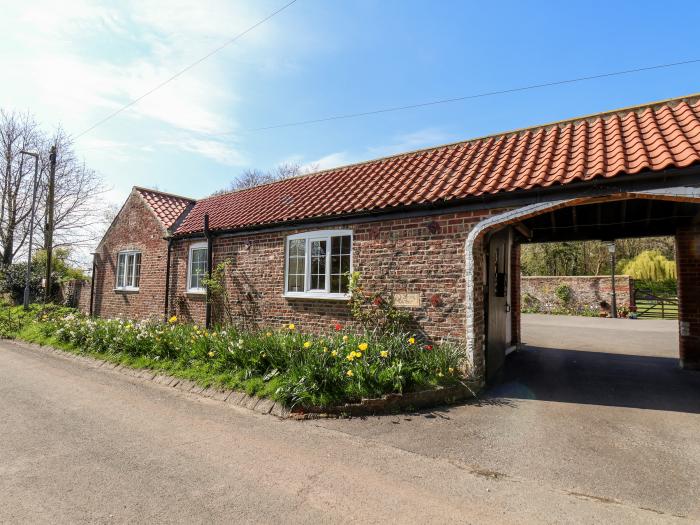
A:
[88,95,700,381]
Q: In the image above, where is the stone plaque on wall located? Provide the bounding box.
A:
[394,292,421,308]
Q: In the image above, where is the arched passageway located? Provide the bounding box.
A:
[465,187,700,384]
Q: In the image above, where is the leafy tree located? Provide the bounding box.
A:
[33,248,88,282]
[621,250,676,281]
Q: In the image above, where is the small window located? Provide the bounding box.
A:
[188,242,208,293]
[285,230,352,299]
[115,251,141,290]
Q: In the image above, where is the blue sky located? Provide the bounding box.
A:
[2,0,700,207]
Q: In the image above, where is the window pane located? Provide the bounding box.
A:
[309,240,326,290]
[189,247,207,290]
[133,253,141,288]
[116,253,126,288]
[286,239,306,292]
[330,235,351,293]
[126,254,134,287]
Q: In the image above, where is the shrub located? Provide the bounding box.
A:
[0,262,45,304]
[8,307,466,409]
[347,272,413,335]
[554,284,573,305]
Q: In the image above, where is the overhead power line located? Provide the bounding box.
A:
[74,0,299,140]
[244,58,700,132]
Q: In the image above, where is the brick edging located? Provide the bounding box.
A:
[7,339,480,419]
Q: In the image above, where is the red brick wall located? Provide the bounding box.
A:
[92,191,169,320]
[170,210,498,342]
[676,221,700,370]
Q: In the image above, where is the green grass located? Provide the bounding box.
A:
[634,299,678,320]
[2,305,465,409]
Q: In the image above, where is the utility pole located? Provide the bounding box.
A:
[19,150,40,310]
[44,145,56,304]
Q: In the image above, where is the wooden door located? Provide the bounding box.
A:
[486,228,512,382]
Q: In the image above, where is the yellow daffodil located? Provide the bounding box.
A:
[322,347,328,353]
[346,370,354,377]
[288,323,295,330]
[331,350,338,357]
[168,315,177,324]
[208,351,215,357]
[380,350,389,358]
[448,367,454,374]
[342,335,349,343]
[346,354,354,361]
[408,337,416,345]
[355,352,362,358]
[266,331,272,337]
[438,372,444,377]
[303,341,312,348]
[358,342,368,352]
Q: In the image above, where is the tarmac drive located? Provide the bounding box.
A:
[1,314,698,523]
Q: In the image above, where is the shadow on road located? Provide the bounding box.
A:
[484,345,700,414]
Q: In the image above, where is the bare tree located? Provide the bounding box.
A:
[213,162,319,195]
[34,128,106,256]
[0,110,42,267]
[1,111,106,270]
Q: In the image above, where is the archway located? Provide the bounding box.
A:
[465,187,700,383]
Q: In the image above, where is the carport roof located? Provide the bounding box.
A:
[176,94,700,235]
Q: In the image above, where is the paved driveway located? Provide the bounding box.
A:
[318,315,700,520]
[1,315,699,523]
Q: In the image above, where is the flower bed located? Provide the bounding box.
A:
[5,306,467,409]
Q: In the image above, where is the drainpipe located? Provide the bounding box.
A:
[89,253,96,317]
[204,214,213,329]
[163,237,173,322]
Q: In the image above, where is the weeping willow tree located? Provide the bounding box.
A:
[621,250,676,281]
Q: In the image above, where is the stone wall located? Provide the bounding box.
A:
[520,275,635,314]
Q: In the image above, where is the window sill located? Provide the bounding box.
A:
[186,290,207,298]
[114,288,139,294]
[283,292,350,301]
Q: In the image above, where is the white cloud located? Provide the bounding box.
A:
[0,0,280,158]
[304,151,355,172]
[161,137,247,167]
[367,127,452,158]
[300,128,452,174]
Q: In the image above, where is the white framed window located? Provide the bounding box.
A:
[187,242,208,293]
[284,230,352,299]
[115,250,141,291]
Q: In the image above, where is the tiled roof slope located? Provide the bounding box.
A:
[176,95,700,235]
[135,187,195,230]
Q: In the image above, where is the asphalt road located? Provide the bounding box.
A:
[1,315,698,523]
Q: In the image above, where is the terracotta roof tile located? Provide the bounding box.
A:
[135,188,194,230]
[176,95,700,235]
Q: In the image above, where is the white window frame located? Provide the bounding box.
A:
[187,241,208,294]
[283,230,353,300]
[114,250,141,291]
